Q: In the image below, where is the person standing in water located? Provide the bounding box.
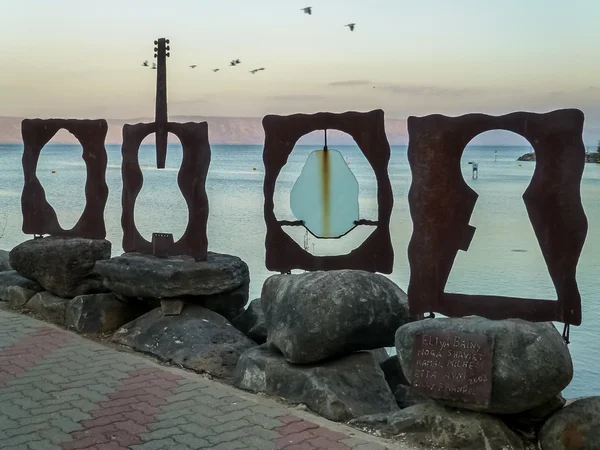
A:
[468,161,479,179]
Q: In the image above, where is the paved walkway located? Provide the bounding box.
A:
[0,308,403,450]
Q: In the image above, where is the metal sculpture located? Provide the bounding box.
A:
[21,119,109,239]
[407,109,588,325]
[263,109,394,273]
[121,38,211,261]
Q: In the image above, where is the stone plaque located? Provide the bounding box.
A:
[410,330,494,406]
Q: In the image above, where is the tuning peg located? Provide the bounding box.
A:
[166,52,170,57]
[165,39,170,44]
[154,40,158,45]
[154,53,157,58]
[166,46,170,51]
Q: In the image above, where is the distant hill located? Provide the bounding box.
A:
[0,116,409,146]
[4,115,589,146]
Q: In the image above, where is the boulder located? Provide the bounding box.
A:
[499,395,566,440]
[191,282,248,321]
[25,291,70,325]
[393,384,430,409]
[96,252,249,299]
[395,317,573,414]
[113,305,256,380]
[369,348,391,365]
[350,403,527,450]
[234,345,399,422]
[9,237,111,298]
[66,293,136,334]
[7,286,38,309]
[380,355,409,392]
[586,152,600,163]
[0,271,42,302]
[378,355,428,408]
[231,298,267,344]
[539,396,600,450]
[0,249,11,271]
[517,152,536,162]
[160,299,185,316]
[262,270,412,364]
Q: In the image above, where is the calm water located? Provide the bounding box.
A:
[0,142,598,398]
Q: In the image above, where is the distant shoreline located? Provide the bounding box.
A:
[517,151,600,163]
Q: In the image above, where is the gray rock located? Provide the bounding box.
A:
[161,299,185,316]
[25,291,70,325]
[234,345,399,422]
[9,237,111,298]
[262,270,412,364]
[380,355,409,392]
[0,271,42,302]
[393,384,430,409]
[66,293,135,334]
[395,317,573,414]
[539,396,600,450]
[113,305,256,380]
[191,282,248,321]
[379,355,428,408]
[7,286,38,309]
[0,250,11,271]
[96,252,249,299]
[369,348,391,365]
[350,403,527,450]
[499,395,566,441]
[518,152,536,162]
[231,298,267,344]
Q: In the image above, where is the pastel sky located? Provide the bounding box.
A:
[2,0,600,141]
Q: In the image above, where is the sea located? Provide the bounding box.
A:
[0,142,598,398]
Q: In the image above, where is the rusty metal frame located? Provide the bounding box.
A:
[407,109,588,325]
[121,121,211,261]
[263,109,394,273]
[21,119,109,239]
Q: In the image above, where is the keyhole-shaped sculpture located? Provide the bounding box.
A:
[290,134,360,239]
[406,109,588,326]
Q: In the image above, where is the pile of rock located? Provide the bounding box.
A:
[3,238,598,449]
[0,237,257,381]
[234,270,416,422]
[349,316,598,450]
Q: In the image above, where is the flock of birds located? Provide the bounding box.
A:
[140,6,356,75]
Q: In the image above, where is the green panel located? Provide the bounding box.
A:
[290,149,359,238]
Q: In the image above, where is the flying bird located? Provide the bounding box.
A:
[189,65,197,69]
[345,23,356,31]
[250,68,265,74]
[142,60,149,67]
[301,7,312,15]
[230,59,241,66]
[151,63,157,70]
[212,68,220,72]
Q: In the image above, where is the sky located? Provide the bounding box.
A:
[1,0,600,143]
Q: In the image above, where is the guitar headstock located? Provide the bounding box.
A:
[153,38,170,59]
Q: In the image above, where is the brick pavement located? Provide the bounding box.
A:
[0,309,408,450]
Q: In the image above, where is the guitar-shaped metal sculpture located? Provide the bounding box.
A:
[154,38,170,169]
[121,37,212,260]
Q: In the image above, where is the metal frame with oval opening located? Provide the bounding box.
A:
[406,109,588,325]
[263,109,394,273]
[21,119,109,239]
